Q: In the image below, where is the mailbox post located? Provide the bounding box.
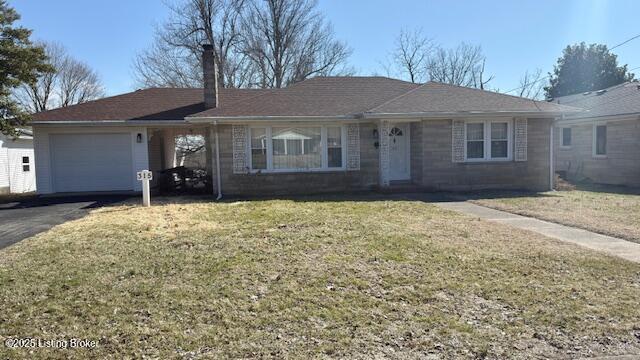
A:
[136,170,153,207]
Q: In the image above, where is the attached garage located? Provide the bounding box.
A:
[48,133,135,193]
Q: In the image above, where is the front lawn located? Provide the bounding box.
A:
[1,196,639,359]
[471,185,640,243]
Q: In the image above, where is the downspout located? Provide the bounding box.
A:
[214,122,223,200]
[549,118,557,191]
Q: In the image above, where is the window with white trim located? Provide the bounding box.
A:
[250,128,267,169]
[249,125,346,172]
[561,127,572,148]
[464,120,512,161]
[593,124,607,157]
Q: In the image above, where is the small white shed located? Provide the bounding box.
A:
[0,128,36,194]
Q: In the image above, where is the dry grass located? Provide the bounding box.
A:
[472,185,640,243]
[1,195,640,359]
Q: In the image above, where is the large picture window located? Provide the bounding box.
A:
[249,125,346,172]
[464,120,512,161]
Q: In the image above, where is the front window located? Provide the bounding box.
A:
[327,126,343,168]
[490,122,509,158]
[250,128,267,169]
[561,127,572,147]
[272,127,321,170]
[466,123,484,159]
[465,120,512,161]
[249,125,346,172]
[594,124,607,156]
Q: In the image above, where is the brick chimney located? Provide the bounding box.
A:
[202,44,218,109]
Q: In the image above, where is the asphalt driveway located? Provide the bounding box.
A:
[0,195,131,250]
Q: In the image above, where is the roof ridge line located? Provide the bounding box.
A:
[365,82,426,113]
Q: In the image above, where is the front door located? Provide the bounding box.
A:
[388,123,410,181]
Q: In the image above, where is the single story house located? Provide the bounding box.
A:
[30,46,579,196]
[0,128,36,194]
[553,81,640,187]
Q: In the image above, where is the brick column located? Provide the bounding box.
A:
[378,120,390,187]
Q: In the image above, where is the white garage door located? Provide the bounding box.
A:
[50,133,134,192]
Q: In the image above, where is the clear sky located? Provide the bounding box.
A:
[12,0,640,96]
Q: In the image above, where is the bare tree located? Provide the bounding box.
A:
[387,28,434,83]
[13,41,104,113]
[241,0,352,88]
[427,43,493,89]
[517,68,545,99]
[133,0,250,88]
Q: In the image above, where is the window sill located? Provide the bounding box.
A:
[559,146,572,150]
[463,158,513,164]
[246,168,348,175]
[592,155,608,159]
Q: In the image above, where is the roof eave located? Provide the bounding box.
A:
[362,110,580,119]
[31,120,193,126]
[555,113,640,125]
[186,115,358,123]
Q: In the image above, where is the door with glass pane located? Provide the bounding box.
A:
[388,123,410,181]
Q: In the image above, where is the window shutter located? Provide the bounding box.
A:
[514,118,527,162]
[452,119,465,163]
[346,124,360,171]
[232,125,248,174]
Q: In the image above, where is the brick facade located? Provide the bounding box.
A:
[555,118,640,187]
[417,118,552,191]
[209,118,553,196]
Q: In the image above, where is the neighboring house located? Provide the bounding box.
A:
[0,128,36,194]
[30,46,578,196]
[553,82,640,187]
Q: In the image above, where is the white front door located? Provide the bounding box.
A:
[388,123,410,181]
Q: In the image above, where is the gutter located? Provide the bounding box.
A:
[31,120,196,127]
[361,110,582,120]
[187,115,356,123]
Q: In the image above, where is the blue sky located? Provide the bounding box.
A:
[12,0,640,96]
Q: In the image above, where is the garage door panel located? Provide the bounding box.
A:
[50,133,134,192]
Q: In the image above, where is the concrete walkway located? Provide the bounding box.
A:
[435,201,640,264]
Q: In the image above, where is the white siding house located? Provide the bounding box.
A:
[0,129,36,194]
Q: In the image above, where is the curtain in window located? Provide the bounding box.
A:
[490,122,508,158]
[327,127,342,168]
[466,123,484,159]
[250,128,267,169]
[272,127,321,169]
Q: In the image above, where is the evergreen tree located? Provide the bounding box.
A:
[545,42,634,98]
[0,0,51,135]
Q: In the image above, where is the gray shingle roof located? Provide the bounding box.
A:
[367,81,580,115]
[32,77,579,123]
[552,81,640,119]
[189,77,420,118]
[31,88,269,122]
